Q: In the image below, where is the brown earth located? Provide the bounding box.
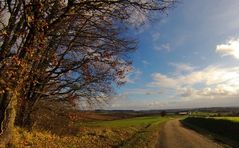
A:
[158,119,224,148]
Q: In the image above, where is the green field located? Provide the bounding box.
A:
[14,115,176,148]
[190,111,218,117]
[79,116,171,127]
[213,117,239,122]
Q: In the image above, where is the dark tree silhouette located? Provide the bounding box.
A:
[161,110,167,117]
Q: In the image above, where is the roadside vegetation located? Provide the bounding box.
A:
[213,117,239,122]
[182,115,239,147]
[80,116,174,148]
[9,108,175,148]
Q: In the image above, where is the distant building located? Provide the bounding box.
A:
[178,112,188,115]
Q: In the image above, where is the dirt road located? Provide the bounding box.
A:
[158,119,224,148]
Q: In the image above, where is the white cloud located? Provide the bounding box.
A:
[178,87,195,97]
[178,85,234,99]
[152,32,161,41]
[149,65,239,100]
[142,60,150,66]
[123,68,142,84]
[169,63,195,74]
[150,66,239,87]
[216,38,239,59]
[150,73,177,88]
[108,88,164,110]
[155,43,171,52]
[124,88,162,95]
[109,93,170,110]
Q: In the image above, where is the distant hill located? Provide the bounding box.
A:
[95,107,239,115]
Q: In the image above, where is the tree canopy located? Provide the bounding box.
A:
[0,0,175,145]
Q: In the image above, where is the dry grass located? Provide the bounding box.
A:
[12,115,172,147]
[11,101,172,147]
[13,125,138,147]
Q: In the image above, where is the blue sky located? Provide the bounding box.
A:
[108,0,239,110]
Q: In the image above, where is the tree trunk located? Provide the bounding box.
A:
[15,91,40,129]
[0,92,17,146]
[15,101,33,129]
[15,99,27,127]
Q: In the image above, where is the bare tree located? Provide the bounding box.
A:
[0,0,175,145]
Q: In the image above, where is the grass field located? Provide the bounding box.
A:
[190,112,218,117]
[79,116,170,127]
[213,116,239,122]
[13,115,175,147]
[182,117,239,147]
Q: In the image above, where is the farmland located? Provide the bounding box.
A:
[213,116,239,122]
[6,106,239,147]
[12,114,175,148]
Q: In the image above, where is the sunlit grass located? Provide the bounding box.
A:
[13,115,175,147]
[213,117,239,122]
[78,116,171,127]
[14,127,136,148]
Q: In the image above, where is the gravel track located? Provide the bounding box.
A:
[158,119,224,148]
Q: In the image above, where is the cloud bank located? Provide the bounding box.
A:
[149,65,239,100]
[216,38,239,59]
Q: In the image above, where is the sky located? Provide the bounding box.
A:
[108,0,239,110]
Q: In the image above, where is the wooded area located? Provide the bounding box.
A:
[0,0,174,146]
